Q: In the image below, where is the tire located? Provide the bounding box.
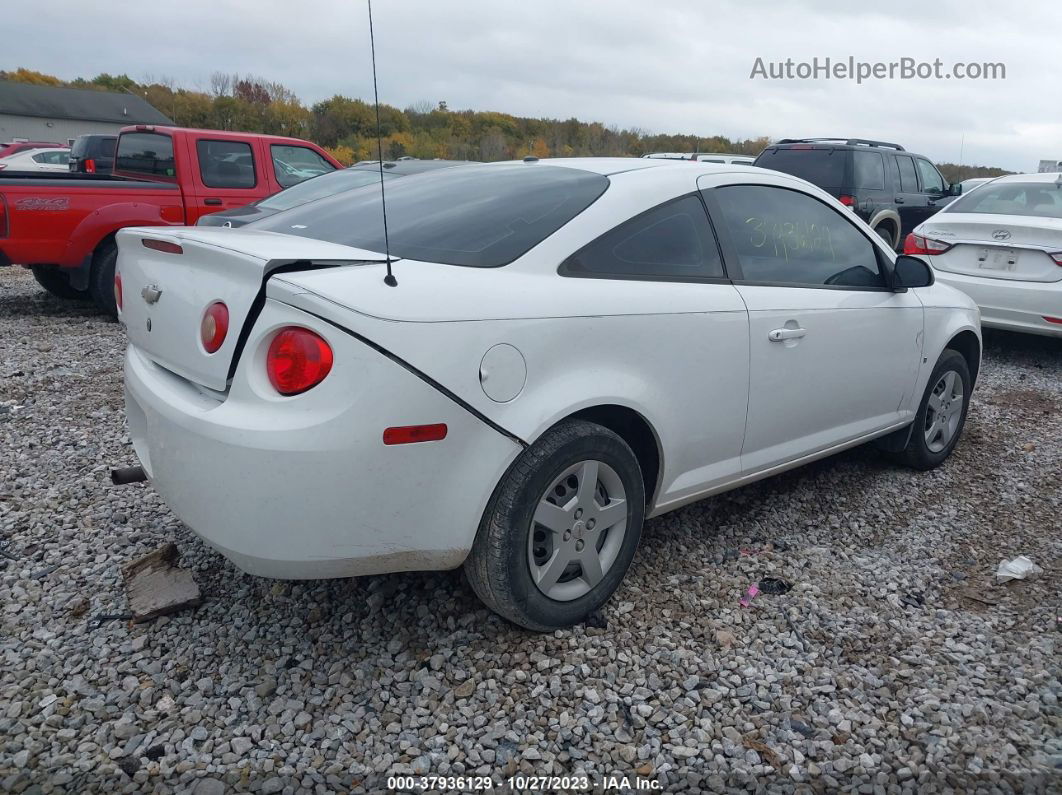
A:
[892,349,971,470]
[30,265,89,301]
[873,223,896,249]
[88,240,118,319]
[464,419,645,631]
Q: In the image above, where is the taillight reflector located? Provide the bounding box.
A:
[903,233,952,256]
[383,424,448,445]
[1044,316,1062,325]
[838,194,857,207]
[266,328,333,395]
[114,272,123,312]
[142,238,183,255]
[200,302,229,353]
[1050,252,1062,267]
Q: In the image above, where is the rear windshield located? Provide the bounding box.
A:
[258,168,392,211]
[755,148,847,188]
[946,182,1062,219]
[255,164,609,267]
[115,132,175,180]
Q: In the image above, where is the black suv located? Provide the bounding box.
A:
[68,134,117,175]
[753,138,959,249]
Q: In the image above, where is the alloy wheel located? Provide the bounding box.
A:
[924,370,964,453]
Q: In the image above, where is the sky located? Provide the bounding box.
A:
[5,0,1060,172]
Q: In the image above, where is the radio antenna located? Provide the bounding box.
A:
[367,0,397,287]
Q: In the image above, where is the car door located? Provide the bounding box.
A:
[915,157,953,221]
[186,136,263,223]
[893,154,928,237]
[702,178,924,474]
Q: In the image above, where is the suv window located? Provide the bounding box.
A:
[256,164,608,267]
[271,145,334,188]
[916,159,945,193]
[115,132,176,180]
[752,148,846,188]
[896,156,918,192]
[562,195,723,279]
[197,140,256,189]
[712,185,884,288]
[852,151,884,190]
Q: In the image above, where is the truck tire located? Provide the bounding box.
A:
[30,265,90,301]
[89,241,118,319]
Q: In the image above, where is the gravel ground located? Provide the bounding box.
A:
[1,264,1060,794]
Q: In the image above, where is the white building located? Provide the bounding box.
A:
[0,81,172,145]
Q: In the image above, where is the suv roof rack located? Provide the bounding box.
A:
[776,137,906,151]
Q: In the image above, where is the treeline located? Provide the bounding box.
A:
[3,68,1014,177]
[2,67,770,164]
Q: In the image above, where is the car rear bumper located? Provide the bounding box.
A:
[932,269,1062,338]
[123,301,522,579]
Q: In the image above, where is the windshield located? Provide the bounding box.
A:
[755,148,847,188]
[258,168,391,211]
[946,182,1062,219]
[254,164,609,267]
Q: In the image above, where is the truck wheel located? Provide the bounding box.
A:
[30,266,89,301]
[89,241,118,319]
[464,419,645,631]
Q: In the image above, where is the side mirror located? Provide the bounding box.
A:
[892,255,934,290]
[948,183,962,196]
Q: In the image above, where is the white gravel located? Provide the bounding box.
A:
[1,265,1059,793]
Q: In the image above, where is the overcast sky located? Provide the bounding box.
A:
[6,0,1059,171]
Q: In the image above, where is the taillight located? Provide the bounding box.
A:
[904,233,952,256]
[114,273,123,312]
[200,302,228,353]
[838,194,857,207]
[1050,252,1062,267]
[142,238,183,255]
[266,328,333,395]
[383,424,448,445]
[85,159,96,173]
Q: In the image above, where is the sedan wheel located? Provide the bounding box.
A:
[465,419,645,631]
[923,370,964,453]
[894,349,971,470]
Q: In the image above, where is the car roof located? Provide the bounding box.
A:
[990,172,1060,184]
[479,157,765,177]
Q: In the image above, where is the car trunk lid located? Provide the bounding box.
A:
[920,214,1062,282]
[116,227,388,391]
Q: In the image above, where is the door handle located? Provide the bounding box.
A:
[204,198,222,206]
[768,327,807,342]
[894,197,905,204]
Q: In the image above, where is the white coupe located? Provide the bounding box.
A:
[905,172,1062,337]
[117,159,981,630]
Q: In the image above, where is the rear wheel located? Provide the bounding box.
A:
[464,419,645,631]
[30,265,89,301]
[89,241,118,319]
[893,349,971,470]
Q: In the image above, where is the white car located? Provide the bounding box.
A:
[642,152,755,165]
[117,159,981,630]
[0,147,70,172]
[957,177,996,195]
[906,172,1062,337]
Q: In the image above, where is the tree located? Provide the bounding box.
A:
[2,67,62,86]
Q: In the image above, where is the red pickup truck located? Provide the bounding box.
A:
[0,125,340,315]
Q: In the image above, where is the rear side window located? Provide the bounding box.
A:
[754,148,846,188]
[561,195,724,280]
[896,156,918,192]
[271,145,335,188]
[115,132,176,180]
[256,164,608,268]
[853,151,885,190]
[713,185,884,288]
[197,140,256,189]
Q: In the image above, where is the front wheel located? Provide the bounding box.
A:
[893,349,971,470]
[464,419,645,631]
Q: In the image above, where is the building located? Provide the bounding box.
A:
[0,81,172,145]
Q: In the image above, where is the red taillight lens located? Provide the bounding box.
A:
[838,194,857,207]
[1043,316,1062,324]
[85,159,96,173]
[142,238,183,255]
[1050,252,1062,267]
[114,273,123,312]
[266,328,333,395]
[903,233,952,256]
[383,424,448,445]
[200,302,229,353]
